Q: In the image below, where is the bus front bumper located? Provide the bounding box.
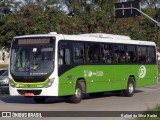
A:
[9,84,59,97]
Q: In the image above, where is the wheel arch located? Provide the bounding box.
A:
[76,77,86,93]
[128,75,136,88]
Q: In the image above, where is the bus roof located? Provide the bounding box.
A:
[14,33,156,46]
[79,33,131,40]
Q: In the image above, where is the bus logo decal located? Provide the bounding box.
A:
[138,66,146,78]
[84,70,103,77]
[88,71,93,77]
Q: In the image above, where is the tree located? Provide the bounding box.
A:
[0,0,160,48]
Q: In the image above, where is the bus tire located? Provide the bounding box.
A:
[34,97,46,103]
[68,83,83,103]
[123,78,135,97]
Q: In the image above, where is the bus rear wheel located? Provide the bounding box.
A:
[68,83,83,103]
[33,97,46,103]
[123,78,135,97]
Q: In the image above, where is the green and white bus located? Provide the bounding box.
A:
[9,32,158,103]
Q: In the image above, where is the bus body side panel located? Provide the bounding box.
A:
[113,65,157,88]
[58,64,157,96]
[135,65,157,88]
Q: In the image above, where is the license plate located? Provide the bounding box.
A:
[25,93,34,96]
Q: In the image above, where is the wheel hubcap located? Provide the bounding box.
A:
[129,83,134,93]
[75,88,81,98]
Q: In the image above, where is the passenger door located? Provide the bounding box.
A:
[58,40,72,77]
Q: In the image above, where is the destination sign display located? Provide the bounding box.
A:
[12,37,55,46]
[18,38,50,45]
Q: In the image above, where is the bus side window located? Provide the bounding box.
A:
[102,44,113,63]
[65,49,71,64]
[113,44,125,63]
[58,49,64,65]
[147,47,156,64]
[73,43,85,64]
[58,48,71,65]
[86,46,91,63]
[137,46,147,63]
[126,45,137,63]
[87,43,101,63]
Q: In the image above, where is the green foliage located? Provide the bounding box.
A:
[0,0,160,48]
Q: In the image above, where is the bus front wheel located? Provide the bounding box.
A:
[123,78,135,97]
[68,83,83,103]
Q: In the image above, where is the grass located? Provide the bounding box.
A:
[136,105,160,120]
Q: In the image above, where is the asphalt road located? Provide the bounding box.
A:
[0,83,160,120]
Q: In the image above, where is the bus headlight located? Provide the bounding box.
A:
[9,79,16,88]
[2,78,9,84]
[45,78,54,88]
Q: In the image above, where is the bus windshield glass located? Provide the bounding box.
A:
[10,37,55,77]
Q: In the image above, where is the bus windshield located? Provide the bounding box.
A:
[11,45,55,77]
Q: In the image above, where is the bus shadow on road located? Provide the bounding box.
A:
[83,90,144,100]
[0,95,67,104]
[134,90,144,93]
[0,90,144,104]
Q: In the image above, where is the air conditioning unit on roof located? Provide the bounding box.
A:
[49,32,57,34]
[79,33,131,40]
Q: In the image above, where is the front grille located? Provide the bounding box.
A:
[13,76,46,83]
[17,90,42,95]
[11,72,52,83]
[0,84,8,86]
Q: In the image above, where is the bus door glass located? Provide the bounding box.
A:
[58,41,72,76]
